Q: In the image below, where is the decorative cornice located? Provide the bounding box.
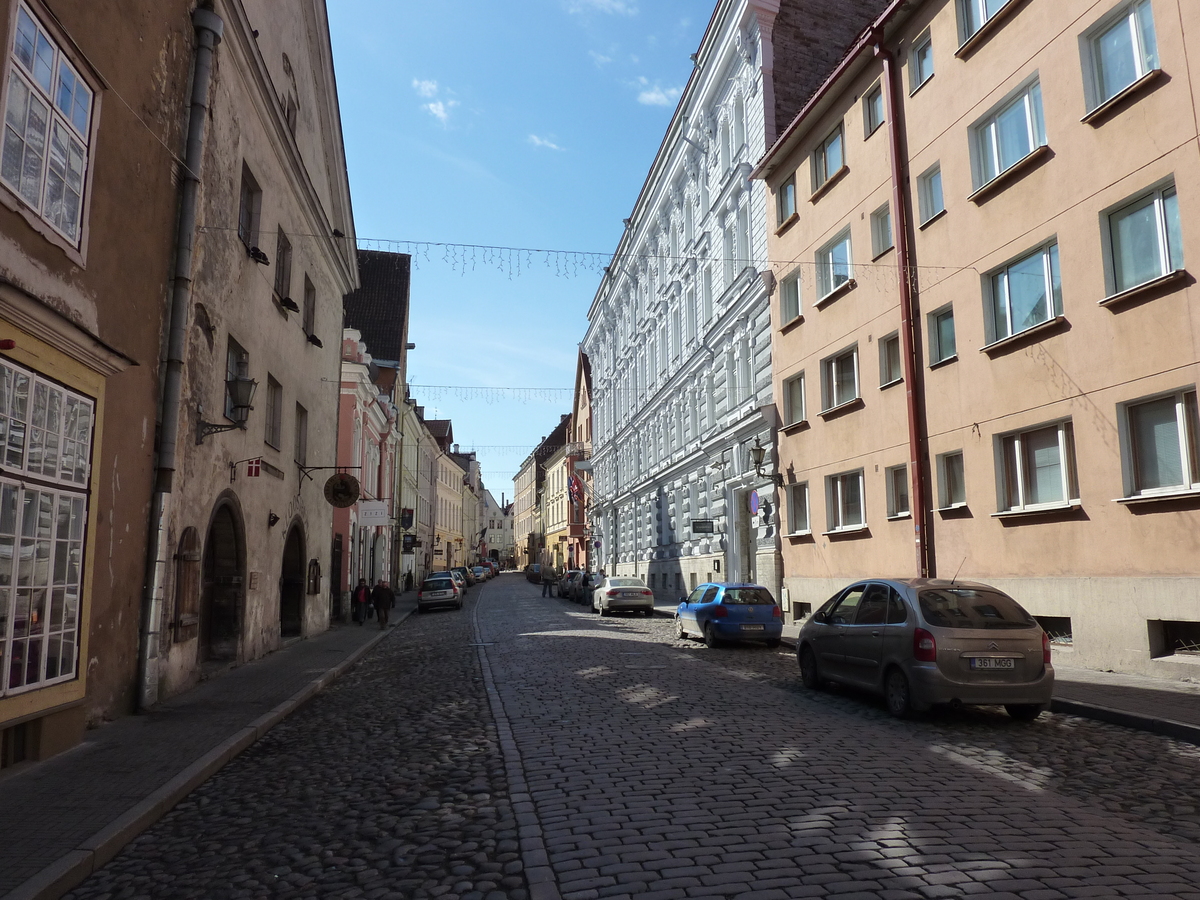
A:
[0,280,136,376]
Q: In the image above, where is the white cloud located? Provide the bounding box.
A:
[637,84,682,106]
[589,50,613,66]
[528,134,565,151]
[566,0,637,14]
[423,99,458,124]
[411,78,439,98]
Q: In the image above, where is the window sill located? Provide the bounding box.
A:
[1116,487,1200,507]
[879,377,903,391]
[779,313,804,334]
[871,245,894,263]
[785,530,813,540]
[814,278,857,309]
[1098,269,1188,309]
[823,524,869,537]
[918,208,947,230]
[937,502,969,514]
[929,353,958,371]
[1082,69,1164,126]
[954,0,1027,60]
[886,512,912,521]
[819,397,864,420]
[990,499,1081,520]
[775,212,800,236]
[967,144,1052,204]
[981,315,1067,356]
[909,72,934,97]
[781,419,809,435]
[809,165,849,204]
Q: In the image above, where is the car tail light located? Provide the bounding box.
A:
[418,592,424,599]
[772,606,782,618]
[913,628,937,662]
[1042,631,1051,664]
[711,605,728,618]
[607,590,619,597]
[640,589,652,596]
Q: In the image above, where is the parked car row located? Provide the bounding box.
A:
[418,561,498,613]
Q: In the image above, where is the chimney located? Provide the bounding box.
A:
[453,443,459,454]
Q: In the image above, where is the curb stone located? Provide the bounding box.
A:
[3,612,412,900]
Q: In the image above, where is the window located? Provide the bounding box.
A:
[1,3,94,244]
[997,421,1078,512]
[779,271,800,322]
[879,332,902,386]
[928,305,957,364]
[265,375,282,448]
[910,30,934,91]
[1087,1,1158,109]
[1107,182,1182,294]
[1121,390,1200,496]
[303,275,316,335]
[871,204,893,258]
[937,451,966,508]
[826,470,865,532]
[294,402,308,465]
[960,0,1011,42]
[917,164,944,224]
[864,84,884,136]
[237,164,261,248]
[783,372,805,426]
[816,229,852,299]
[886,464,910,518]
[972,81,1046,189]
[987,242,1061,343]
[224,337,247,420]
[788,482,809,534]
[274,228,292,300]
[777,174,796,224]
[812,124,844,190]
[821,345,859,411]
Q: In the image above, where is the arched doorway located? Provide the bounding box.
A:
[373,531,387,584]
[201,505,243,661]
[280,524,305,637]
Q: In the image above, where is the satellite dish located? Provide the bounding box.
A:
[324,472,361,508]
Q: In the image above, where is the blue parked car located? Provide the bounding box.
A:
[675,583,783,648]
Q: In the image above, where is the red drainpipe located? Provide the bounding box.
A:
[875,37,932,579]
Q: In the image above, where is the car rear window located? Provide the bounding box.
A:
[723,588,775,605]
[609,578,644,587]
[918,588,1036,630]
[422,578,453,591]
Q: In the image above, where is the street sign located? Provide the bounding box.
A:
[691,519,714,534]
[400,508,414,528]
[749,490,760,515]
[358,500,389,524]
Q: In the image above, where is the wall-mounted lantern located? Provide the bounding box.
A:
[197,358,258,443]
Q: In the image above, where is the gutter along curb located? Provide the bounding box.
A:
[4,614,410,900]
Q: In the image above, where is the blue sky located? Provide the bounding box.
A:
[328,0,711,496]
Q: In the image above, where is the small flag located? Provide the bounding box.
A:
[247,458,261,477]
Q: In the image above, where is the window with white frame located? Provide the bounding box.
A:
[910,30,934,91]
[879,332,902,386]
[1107,182,1182,294]
[779,271,800,322]
[812,123,844,190]
[928,304,957,364]
[788,482,810,534]
[987,241,1062,343]
[1121,390,1200,496]
[826,470,865,532]
[959,0,1012,43]
[997,420,1078,512]
[783,371,805,426]
[777,174,796,224]
[265,375,282,449]
[917,164,944,224]
[971,80,1046,189]
[821,345,859,411]
[937,450,966,508]
[886,464,910,518]
[1,3,95,245]
[816,229,852,298]
[871,203,893,257]
[1085,1,1158,110]
[864,84,884,137]
[0,358,93,697]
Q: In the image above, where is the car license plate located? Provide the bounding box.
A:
[970,657,1015,670]
[741,624,764,631]
[622,591,638,598]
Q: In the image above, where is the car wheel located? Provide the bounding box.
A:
[884,668,912,719]
[765,638,781,649]
[675,617,687,640]
[798,646,820,689]
[599,605,609,617]
[456,600,463,610]
[703,623,721,649]
[1005,703,1044,722]
[644,608,654,618]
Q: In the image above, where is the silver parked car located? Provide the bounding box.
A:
[795,578,1053,720]
[591,576,654,617]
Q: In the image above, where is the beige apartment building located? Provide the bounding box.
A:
[757,0,1200,678]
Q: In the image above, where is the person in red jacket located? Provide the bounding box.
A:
[352,578,370,624]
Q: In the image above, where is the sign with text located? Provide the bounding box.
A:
[690,519,715,534]
[358,500,389,525]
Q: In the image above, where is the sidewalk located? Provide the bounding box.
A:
[0,593,417,900]
[652,601,1200,745]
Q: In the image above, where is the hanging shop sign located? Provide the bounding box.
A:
[358,500,389,525]
[323,473,361,508]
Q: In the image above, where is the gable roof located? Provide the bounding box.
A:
[343,250,411,382]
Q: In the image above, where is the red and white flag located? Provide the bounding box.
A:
[247,458,261,477]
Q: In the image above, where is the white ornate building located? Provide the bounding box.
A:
[582,0,884,604]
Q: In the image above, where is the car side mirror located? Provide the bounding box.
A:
[813,611,827,624]
[677,596,686,604]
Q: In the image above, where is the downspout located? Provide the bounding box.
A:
[138,9,224,711]
[875,38,932,578]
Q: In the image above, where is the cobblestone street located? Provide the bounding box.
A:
[65,574,1200,899]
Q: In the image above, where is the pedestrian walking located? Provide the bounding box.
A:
[541,565,556,598]
[404,570,414,593]
[371,580,395,630]
[352,578,369,625]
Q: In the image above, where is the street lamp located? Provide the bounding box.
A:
[750,436,783,485]
[197,361,258,443]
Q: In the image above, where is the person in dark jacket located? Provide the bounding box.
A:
[541,565,556,597]
[371,580,395,630]
[352,578,370,624]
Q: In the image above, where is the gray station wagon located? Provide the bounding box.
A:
[796,578,1053,720]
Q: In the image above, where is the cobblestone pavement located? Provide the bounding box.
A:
[67,575,1200,899]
